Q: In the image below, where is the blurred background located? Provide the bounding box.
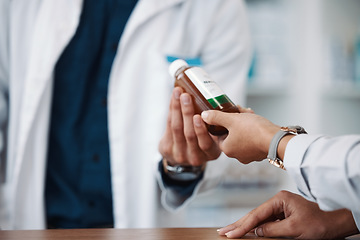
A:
[160,0,360,227]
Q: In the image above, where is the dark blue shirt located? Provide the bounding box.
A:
[45,0,137,229]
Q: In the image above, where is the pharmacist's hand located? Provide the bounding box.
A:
[201,110,280,164]
[218,191,359,239]
[159,87,221,167]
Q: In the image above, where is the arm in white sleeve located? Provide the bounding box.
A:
[284,134,360,230]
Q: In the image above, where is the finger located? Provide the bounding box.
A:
[163,92,175,139]
[180,94,205,166]
[193,114,212,148]
[222,195,285,238]
[193,115,221,160]
[225,219,286,239]
[158,91,176,159]
[158,112,173,156]
[217,224,237,236]
[170,87,187,164]
[201,110,236,129]
[218,212,259,236]
[180,93,196,138]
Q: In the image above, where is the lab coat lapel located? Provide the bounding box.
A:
[17,0,82,152]
[13,0,83,213]
[119,0,185,52]
[10,0,84,229]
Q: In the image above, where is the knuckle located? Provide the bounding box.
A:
[189,156,203,166]
[211,111,224,123]
[184,130,197,143]
[174,154,187,165]
[247,208,264,224]
[159,142,171,156]
[199,142,212,152]
[247,209,258,219]
[261,225,270,237]
[171,124,184,136]
[171,97,181,110]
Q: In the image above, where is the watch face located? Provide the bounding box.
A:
[168,171,201,181]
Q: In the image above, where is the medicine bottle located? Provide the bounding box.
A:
[168,59,239,136]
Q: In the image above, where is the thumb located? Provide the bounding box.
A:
[201,110,234,128]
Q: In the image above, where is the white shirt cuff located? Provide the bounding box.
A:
[283,134,324,200]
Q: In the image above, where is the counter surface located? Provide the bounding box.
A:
[0,227,270,240]
[1,227,359,240]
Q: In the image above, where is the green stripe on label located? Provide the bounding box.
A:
[207,94,233,108]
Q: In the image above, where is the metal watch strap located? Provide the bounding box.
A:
[162,158,205,181]
[267,126,307,170]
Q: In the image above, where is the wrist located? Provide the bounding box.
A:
[267,126,307,170]
[162,158,206,181]
[261,125,281,157]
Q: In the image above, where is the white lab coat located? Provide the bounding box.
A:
[0,0,251,230]
[284,134,360,230]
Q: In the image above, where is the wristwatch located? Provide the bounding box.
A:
[162,158,206,181]
[267,126,307,170]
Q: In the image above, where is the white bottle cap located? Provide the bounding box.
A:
[168,59,189,77]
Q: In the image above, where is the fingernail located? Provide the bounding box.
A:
[255,227,263,237]
[216,229,220,233]
[201,111,209,119]
[194,117,202,127]
[247,107,252,111]
[225,231,233,238]
[181,94,190,105]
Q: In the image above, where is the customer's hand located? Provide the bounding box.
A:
[158,87,221,166]
[201,110,280,164]
[218,190,359,239]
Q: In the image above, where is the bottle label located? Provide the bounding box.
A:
[185,67,229,108]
